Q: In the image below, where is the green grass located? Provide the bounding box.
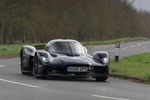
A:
[0,43,45,58]
[110,52,150,81]
[0,37,148,58]
[82,37,148,45]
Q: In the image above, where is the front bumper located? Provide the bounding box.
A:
[44,65,109,78]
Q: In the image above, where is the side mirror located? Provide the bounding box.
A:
[93,51,109,64]
[83,46,88,53]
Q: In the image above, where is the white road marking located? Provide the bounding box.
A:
[121,47,129,50]
[0,78,39,88]
[92,95,130,100]
[137,43,142,46]
[0,65,5,68]
[110,50,116,52]
[145,41,150,44]
[130,45,135,48]
[140,42,148,45]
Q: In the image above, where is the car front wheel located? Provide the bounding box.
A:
[95,75,108,82]
[33,56,47,79]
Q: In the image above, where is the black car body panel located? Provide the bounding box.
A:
[20,39,109,81]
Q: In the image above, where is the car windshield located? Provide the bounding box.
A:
[51,41,84,56]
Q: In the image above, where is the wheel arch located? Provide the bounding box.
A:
[20,45,36,71]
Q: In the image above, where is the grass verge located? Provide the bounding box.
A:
[82,37,148,45]
[110,52,150,82]
[0,43,45,58]
[0,37,148,58]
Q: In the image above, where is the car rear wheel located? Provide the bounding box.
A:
[20,57,28,74]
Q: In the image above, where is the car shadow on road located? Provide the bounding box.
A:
[45,76,109,83]
[19,74,109,83]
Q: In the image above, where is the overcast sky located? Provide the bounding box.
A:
[133,0,150,11]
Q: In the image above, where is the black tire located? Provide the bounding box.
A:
[95,68,109,81]
[95,76,108,82]
[33,55,47,79]
[20,57,28,75]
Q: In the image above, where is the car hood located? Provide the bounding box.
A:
[50,54,104,66]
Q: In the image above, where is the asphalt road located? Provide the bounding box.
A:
[1,40,150,100]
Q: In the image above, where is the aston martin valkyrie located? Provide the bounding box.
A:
[20,39,109,81]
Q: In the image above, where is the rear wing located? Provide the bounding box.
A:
[33,45,45,50]
[20,45,45,57]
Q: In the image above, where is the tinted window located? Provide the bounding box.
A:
[51,42,84,55]
[70,42,84,54]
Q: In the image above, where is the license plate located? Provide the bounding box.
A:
[67,67,88,72]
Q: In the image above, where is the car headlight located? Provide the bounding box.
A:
[102,57,109,64]
[40,56,48,62]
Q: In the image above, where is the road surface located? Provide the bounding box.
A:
[0,40,150,100]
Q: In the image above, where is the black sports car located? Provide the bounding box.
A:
[20,39,109,81]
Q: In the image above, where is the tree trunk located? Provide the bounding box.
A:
[0,19,4,44]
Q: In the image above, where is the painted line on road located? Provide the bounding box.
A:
[136,41,150,46]
[139,42,148,45]
[0,65,6,68]
[146,41,150,44]
[137,43,142,46]
[130,45,136,48]
[92,95,130,100]
[121,47,129,50]
[143,41,150,44]
[0,78,40,88]
[110,50,116,52]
